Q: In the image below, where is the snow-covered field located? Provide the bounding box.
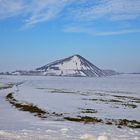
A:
[0,74,140,140]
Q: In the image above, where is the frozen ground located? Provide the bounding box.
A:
[0,74,140,140]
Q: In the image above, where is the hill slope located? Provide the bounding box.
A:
[36,55,108,77]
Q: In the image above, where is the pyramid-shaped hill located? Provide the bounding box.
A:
[36,55,109,77]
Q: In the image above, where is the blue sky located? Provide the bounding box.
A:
[0,0,140,72]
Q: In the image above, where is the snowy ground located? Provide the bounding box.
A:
[0,74,140,140]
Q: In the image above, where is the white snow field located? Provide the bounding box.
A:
[0,74,140,140]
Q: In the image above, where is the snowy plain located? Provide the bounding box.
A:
[0,74,140,140]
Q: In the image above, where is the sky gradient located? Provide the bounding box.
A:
[0,0,140,73]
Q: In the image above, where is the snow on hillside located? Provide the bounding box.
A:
[0,55,118,77]
[36,54,112,77]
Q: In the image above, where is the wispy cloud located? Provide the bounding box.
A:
[96,29,140,36]
[63,26,91,34]
[0,0,25,19]
[63,26,140,36]
[24,0,73,27]
[0,0,74,27]
[0,0,140,32]
[71,0,140,21]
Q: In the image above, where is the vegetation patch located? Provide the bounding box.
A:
[6,93,47,118]
[64,116,103,123]
[113,95,140,104]
[64,115,140,128]
[115,119,140,128]
[87,98,137,109]
[5,93,140,129]
[94,92,109,96]
[6,92,64,119]
[104,118,140,128]
[122,103,137,109]
[79,108,98,113]
[37,88,91,96]
[89,98,98,101]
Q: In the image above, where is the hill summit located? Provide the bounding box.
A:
[36,54,108,77]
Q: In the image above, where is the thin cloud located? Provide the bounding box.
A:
[0,0,74,27]
[63,26,91,33]
[71,0,140,21]
[0,0,140,30]
[24,0,73,27]
[96,29,140,36]
[63,25,140,36]
[0,0,25,19]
